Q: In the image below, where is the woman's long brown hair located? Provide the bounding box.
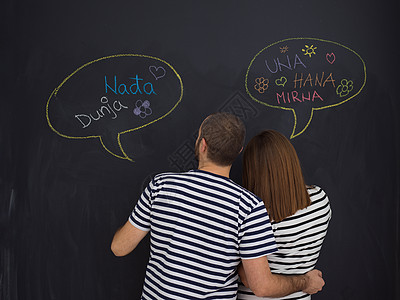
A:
[242,130,310,222]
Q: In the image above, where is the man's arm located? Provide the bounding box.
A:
[111,220,148,256]
[241,256,324,297]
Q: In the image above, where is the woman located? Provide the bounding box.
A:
[238,130,331,300]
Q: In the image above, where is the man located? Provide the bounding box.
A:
[111,112,324,299]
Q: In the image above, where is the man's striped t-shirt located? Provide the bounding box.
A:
[238,186,332,300]
[129,169,277,300]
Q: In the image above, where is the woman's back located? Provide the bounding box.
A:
[237,185,331,300]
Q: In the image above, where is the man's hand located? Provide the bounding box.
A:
[302,269,325,294]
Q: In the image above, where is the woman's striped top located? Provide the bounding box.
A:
[129,169,277,300]
[238,186,331,300]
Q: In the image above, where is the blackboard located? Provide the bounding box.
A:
[1,1,399,299]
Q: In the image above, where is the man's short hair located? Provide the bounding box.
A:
[199,112,245,166]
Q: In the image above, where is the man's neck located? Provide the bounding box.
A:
[197,161,231,178]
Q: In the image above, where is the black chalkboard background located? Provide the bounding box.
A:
[1,1,399,299]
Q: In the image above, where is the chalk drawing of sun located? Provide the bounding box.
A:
[302,44,317,57]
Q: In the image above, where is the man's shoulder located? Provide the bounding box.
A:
[153,170,262,202]
[239,187,264,210]
[151,170,199,186]
[153,170,193,180]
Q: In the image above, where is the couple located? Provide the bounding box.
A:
[111,112,331,299]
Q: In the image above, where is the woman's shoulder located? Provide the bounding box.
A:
[307,185,324,195]
[306,185,330,207]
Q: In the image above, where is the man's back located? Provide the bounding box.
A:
[129,170,276,299]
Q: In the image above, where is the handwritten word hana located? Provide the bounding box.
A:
[293,72,335,89]
[105,75,156,95]
[75,96,128,128]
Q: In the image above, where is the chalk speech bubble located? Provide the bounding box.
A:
[245,38,366,138]
[46,54,183,161]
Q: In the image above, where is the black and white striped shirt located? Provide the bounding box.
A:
[238,186,331,300]
[130,170,277,300]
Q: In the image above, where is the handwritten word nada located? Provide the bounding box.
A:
[245,38,366,138]
[46,54,183,161]
[104,75,156,95]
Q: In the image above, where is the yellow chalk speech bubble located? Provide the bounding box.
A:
[46,54,183,161]
[245,38,366,138]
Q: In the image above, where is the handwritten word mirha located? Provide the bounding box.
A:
[265,54,306,74]
[276,90,323,104]
[75,96,128,128]
[293,72,335,89]
[105,75,156,95]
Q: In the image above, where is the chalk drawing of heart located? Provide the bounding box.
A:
[149,66,166,80]
[275,76,287,87]
[326,53,336,64]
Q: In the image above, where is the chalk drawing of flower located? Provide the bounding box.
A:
[254,77,269,93]
[134,100,152,119]
[336,79,354,97]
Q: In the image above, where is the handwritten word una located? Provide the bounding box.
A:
[293,72,335,88]
[265,54,307,74]
[276,90,323,104]
[75,96,128,128]
[105,75,156,95]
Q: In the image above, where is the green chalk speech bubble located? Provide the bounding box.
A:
[245,38,366,138]
[46,54,183,161]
